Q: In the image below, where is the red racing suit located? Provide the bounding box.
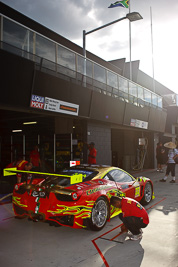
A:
[88,147,97,164]
[30,150,40,167]
[121,197,149,225]
[6,160,28,182]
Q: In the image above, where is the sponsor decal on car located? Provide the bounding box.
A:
[135,186,141,197]
[12,196,28,207]
[106,189,125,199]
[47,201,94,219]
[136,176,147,182]
[86,185,111,196]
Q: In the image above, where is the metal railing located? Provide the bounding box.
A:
[1,41,163,110]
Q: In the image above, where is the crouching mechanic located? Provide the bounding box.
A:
[16,161,33,183]
[7,160,33,184]
[110,196,149,241]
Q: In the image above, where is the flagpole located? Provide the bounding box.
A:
[150,6,155,93]
[129,0,132,81]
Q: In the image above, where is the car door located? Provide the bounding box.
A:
[107,169,138,199]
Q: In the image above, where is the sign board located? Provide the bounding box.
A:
[30,95,79,116]
[30,95,44,109]
[44,97,79,116]
[130,119,148,129]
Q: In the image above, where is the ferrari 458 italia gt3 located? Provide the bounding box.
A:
[4,165,154,231]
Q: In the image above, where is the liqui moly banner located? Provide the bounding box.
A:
[30,94,79,116]
[30,95,44,109]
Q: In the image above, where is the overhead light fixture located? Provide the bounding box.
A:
[23,121,37,125]
[126,12,143,22]
[12,129,22,133]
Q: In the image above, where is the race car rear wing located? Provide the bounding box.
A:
[3,168,83,185]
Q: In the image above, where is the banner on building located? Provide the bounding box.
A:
[30,95,79,116]
[30,95,45,109]
[130,119,148,129]
[44,97,79,116]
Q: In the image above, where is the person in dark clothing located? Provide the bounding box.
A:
[160,142,178,183]
[110,196,149,241]
[156,142,165,172]
[30,145,41,171]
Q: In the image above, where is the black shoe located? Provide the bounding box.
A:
[160,179,166,182]
[170,180,175,183]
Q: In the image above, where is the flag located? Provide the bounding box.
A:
[108,0,129,8]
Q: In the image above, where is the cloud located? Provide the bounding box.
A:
[2,0,128,38]
[3,0,94,39]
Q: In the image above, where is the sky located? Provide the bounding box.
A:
[2,0,178,94]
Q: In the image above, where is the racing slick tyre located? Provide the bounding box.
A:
[141,182,153,205]
[89,196,108,231]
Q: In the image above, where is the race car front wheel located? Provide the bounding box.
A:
[90,197,108,231]
[141,182,152,205]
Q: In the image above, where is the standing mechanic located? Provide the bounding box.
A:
[30,145,41,171]
[87,142,97,164]
[110,196,149,241]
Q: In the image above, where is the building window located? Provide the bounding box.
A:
[36,34,55,62]
[144,89,151,104]
[3,17,33,55]
[77,55,85,75]
[57,45,75,71]
[158,96,163,108]
[138,86,144,100]
[94,63,106,83]
[152,93,158,106]
[107,71,118,88]
[119,77,128,94]
[129,82,137,97]
[86,59,93,78]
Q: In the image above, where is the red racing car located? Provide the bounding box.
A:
[5,165,154,231]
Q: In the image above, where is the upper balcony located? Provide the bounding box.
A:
[0,14,164,110]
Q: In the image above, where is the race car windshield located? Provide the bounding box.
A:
[41,169,98,187]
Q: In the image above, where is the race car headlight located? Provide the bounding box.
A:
[71,191,83,201]
[71,192,78,200]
